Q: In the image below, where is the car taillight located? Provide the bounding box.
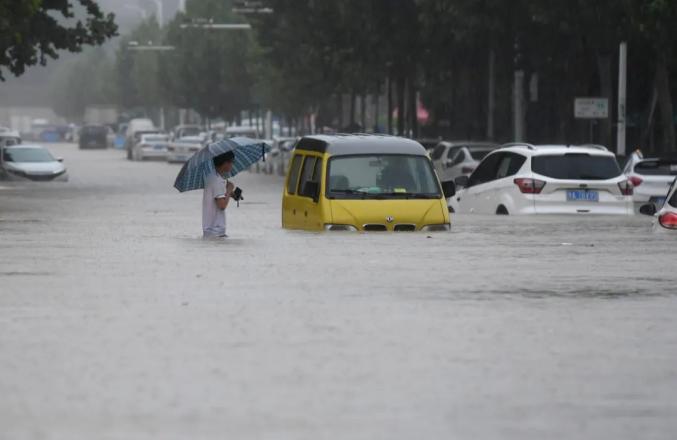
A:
[461,166,475,175]
[514,178,546,194]
[658,212,677,229]
[618,180,634,196]
[628,176,643,187]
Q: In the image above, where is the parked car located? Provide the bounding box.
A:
[638,178,677,231]
[282,135,456,232]
[0,131,22,147]
[0,144,68,182]
[623,150,677,211]
[171,124,203,141]
[125,118,156,159]
[131,133,170,161]
[265,137,297,175]
[166,136,206,163]
[79,125,108,149]
[431,141,499,182]
[449,144,633,215]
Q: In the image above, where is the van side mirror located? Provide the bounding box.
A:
[441,180,456,198]
[639,203,657,216]
[303,181,320,203]
[455,175,470,188]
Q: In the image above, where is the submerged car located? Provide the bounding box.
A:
[282,134,456,232]
[431,141,499,182]
[131,133,170,161]
[624,151,677,211]
[449,144,633,215]
[639,178,677,231]
[79,125,108,149]
[166,136,206,163]
[0,144,68,182]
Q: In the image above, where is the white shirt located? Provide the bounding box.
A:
[202,174,227,237]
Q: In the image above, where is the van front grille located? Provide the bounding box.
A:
[363,224,387,232]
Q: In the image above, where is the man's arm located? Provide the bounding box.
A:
[215,195,229,210]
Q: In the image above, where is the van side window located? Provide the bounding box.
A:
[287,155,303,195]
[298,156,318,198]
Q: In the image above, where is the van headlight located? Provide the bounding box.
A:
[420,224,451,232]
[324,224,358,232]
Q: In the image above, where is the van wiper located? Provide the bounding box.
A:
[379,192,439,199]
[330,189,371,198]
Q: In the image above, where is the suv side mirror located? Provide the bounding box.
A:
[639,203,657,216]
[441,180,456,198]
[454,175,470,188]
[303,181,320,203]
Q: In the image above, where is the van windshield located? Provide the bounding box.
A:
[327,155,441,199]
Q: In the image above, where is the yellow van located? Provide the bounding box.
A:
[282,134,456,232]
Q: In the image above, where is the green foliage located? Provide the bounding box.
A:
[0,0,117,80]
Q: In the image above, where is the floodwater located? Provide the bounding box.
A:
[1,143,676,440]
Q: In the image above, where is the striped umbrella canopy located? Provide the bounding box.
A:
[173,137,269,193]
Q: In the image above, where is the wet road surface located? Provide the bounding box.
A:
[1,143,676,439]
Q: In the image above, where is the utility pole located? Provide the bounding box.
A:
[617,42,628,156]
[513,38,526,142]
[487,50,496,140]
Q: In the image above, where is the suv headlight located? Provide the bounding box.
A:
[420,224,451,232]
[324,224,358,232]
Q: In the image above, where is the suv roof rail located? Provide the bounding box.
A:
[578,144,609,151]
[500,142,535,150]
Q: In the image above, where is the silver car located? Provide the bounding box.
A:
[431,141,499,182]
[1,144,68,182]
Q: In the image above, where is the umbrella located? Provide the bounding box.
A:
[174,137,269,193]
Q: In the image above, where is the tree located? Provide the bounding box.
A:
[0,0,117,80]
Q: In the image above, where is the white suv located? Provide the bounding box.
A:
[449,144,634,215]
[623,151,677,211]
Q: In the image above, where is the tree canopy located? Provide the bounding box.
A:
[0,0,117,80]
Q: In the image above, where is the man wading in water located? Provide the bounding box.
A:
[202,151,235,239]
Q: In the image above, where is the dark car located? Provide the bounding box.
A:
[79,125,108,149]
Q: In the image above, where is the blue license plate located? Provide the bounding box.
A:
[567,190,599,202]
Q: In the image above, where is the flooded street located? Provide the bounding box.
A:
[1,143,676,439]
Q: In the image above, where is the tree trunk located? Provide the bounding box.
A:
[655,58,676,153]
[409,80,418,139]
[397,76,405,135]
[387,76,393,134]
[597,54,613,147]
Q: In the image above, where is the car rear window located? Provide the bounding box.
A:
[634,161,677,176]
[532,154,621,180]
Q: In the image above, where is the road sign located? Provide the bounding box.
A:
[575,98,609,119]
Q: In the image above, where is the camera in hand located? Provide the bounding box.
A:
[232,187,243,207]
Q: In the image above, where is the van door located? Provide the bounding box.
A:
[297,155,324,230]
[282,154,304,229]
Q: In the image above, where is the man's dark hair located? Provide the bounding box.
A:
[213,151,235,168]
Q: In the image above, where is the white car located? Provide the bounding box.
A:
[623,151,677,211]
[639,178,677,231]
[0,144,68,182]
[132,133,170,161]
[166,136,206,163]
[431,141,499,182]
[449,144,633,215]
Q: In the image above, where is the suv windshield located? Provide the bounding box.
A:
[532,154,621,180]
[327,155,441,199]
[635,160,677,176]
[3,148,55,163]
